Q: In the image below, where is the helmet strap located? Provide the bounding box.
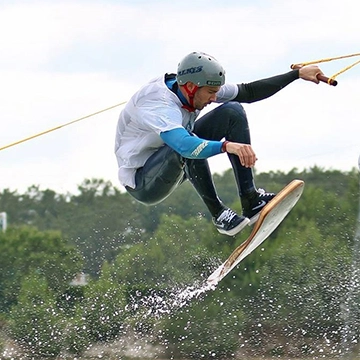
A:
[182,83,198,110]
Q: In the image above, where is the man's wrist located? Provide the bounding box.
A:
[221,141,229,153]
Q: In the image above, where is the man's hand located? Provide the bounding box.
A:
[298,65,324,84]
[225,142,257,168]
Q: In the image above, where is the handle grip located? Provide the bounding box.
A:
[291,64,338,86]
[316,74,338,86]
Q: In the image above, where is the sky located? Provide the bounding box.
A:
[0,0,359,195]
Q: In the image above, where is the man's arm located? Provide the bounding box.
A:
[234,65,323,103]
[160,128,223,159]
[161,129,257,168]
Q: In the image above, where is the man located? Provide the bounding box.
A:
[115,51,323,236]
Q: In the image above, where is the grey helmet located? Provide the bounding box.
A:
[176,51,225,87]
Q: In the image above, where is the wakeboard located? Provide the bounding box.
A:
[207,179,305,286]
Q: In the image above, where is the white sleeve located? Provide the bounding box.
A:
[136,101,184,135]
[215,83,239,103]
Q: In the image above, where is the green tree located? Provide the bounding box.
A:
[251,217,351,337]
[162,292,246,359]
[0,226,82,312]
[8,273,64,357]
[109,214,214,287]
[80,265,127,342]
[59,179,149,276]
[9,275,91,358]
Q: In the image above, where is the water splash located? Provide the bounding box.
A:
[341,174,360,358]
[125,280,216,318]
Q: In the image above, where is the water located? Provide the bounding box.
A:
[125,280,215,317]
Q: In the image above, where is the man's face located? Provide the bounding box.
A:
[185,83,220,110]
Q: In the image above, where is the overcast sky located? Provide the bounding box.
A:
[0,0,359,194]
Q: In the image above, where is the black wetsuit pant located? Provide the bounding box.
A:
[126,102,256,217]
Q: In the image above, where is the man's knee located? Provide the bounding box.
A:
[220,102,247,120]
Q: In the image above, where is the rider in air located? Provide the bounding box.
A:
[115,51,323,236]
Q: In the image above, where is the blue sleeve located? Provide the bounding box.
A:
[160,128,223,159]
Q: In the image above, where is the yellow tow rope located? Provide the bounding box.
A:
[291,52,360,86]
[0,101,127,152]
[2,53,359,152]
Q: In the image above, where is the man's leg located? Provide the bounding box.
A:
[184,102,258,235]
[184,158,225,217]
[127,143,248,236]
[126,145,185,205]
[193,102,275,224]
[193,102,255,196]
[185,157,250,236]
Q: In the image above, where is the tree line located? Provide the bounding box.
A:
[0,167,358,358]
